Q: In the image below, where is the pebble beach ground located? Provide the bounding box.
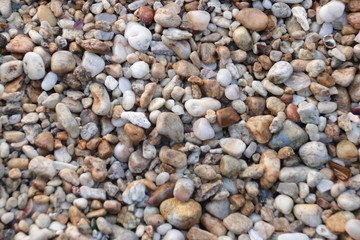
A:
[2,0,360,239]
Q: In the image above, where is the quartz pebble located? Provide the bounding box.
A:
[23,52,45,80]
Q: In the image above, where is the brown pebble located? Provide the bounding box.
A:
[286,104,301,123]
[34,131,54,151]
[148,182,175,206]
[216,107,240,128]
[138,6,154,26]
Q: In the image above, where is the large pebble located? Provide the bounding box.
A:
[154,7,181,28]
[267,61,293,84]
[337,191,360,211]
[51,51,76,74]
[174,178,194,202]
[29,156,56,179]
[156,112,184,142]
[268,120,308,149]
[173,60,200,77]
[193,118,215,141]
[125,22,152,51]
[187,10,211,31]
[220,138,246,158]
[90,83,111,116]
[233,27,252,51]
[319,1,345,23]
[293,204,322,227]
[299,141,329,167]
[55,103,80,138]
[6,35,34,53]
[160,198,202,230]
[37,5,57,27]
[235,8,268,31]
[223,213,252,235]
[130,61,149,79]
[246,115,274,144]
[41,72,58,91]
[0,60,23,83]
[185,98,221,117]
[260,149,280,189]
[23,52,45,80]
[345,219,360,239]
[82,51,105,77]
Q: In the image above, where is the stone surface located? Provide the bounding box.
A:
[246,115,274,144]
[156,112,184,142]
[235,8,268,31]
[293,204,322,227]
[299,141,329,167]
[160,198,202,230]
[223,213,252,235]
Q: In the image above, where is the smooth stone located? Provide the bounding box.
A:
[0,60,23,83]
[29,156,56,179]
[41,72,58,91]
[299,141,329,167]
[219,138,246,158]
[89,82,111,116]
[319,1,345,23]
[51,51,76,74]
[156,112,184,142]
[267,61,293,84]
[223,213,253,235]
[246,115,274,144]
[235,8,268,31]
[5,35,34,53]
[233,27,252,51]
[173,60,200,77]
[154,7,181,28]
[82,51,105,77]
[284,72,311,91]
[293,204,322,227]
[193,118,215,141]
[130,61,149,79]
[174,178,194,202]
[271,3,291,18]
[274,194,294,214]
[185,98,221,117]
[160,198,202,230]
[187,10,211,31]
[345,219,360,239]
[337,191,360,211]
[55,103,80,138]
[268,120,308,149]
[124,22,152,51]
[37,5,57,27]
[278,233,309,240]
[23,52,45,80]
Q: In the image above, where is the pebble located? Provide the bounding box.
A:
[51,51,76,75]
[125,22,152,51]
[293,204,322,227]
[217,69,233,87]
[37,5,57,27]
[56,103,80,138]
[278,233,310,240]
[223,213,253,234]
[220,138,246,158]
[246,115,274,144]
[173,60,200,77]
[82,51,105,77]
[0,60,23,83]
[284,72,311,91]
[6,35,34,53]
[90,82,111,116]
[345,219,360,239]
[185,98,221,117]
[187,10,211,31]
[271,3,291,18]
[163,229,185,240]
[156,112,184,142]
[23,52,45,80]
[28,156,56,179]
[267,61,293,84]
[269,120,308,149]
[319,1,345,23]
[174,178,194,202]
[274,194,294,214]
[130,61,149,79]
[235,8,268,32]
[299,141,329,167]
[337,191,360,211]
[193,118,215,141]
[160,198,202,230]
[233,27,252,51]
[41,72,58,91]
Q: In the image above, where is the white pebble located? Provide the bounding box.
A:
[193,118,215,141]
[131,61,150,79]
[217,68,232,87]
[105,76,118,90]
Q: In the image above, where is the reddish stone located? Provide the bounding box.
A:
[216,107,241,128]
